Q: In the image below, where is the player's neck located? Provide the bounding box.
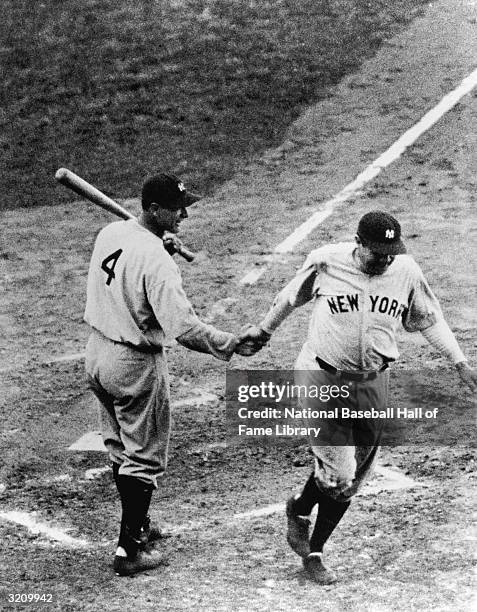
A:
[352,247,370,275]
[352,247,362,270]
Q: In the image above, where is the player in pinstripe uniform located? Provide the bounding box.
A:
[241,211,476,584]
[84,174,261,576]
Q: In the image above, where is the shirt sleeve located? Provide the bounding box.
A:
[147,267,202,340]
[259,291,296,334]
[176,322,238,361]
[402,265,443,332]
[420,319,466,363]
[287,250,323,307]
[259,250,321,333]
[147,264,237,359]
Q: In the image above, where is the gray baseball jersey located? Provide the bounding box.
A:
[84,219,201,349]
[276,242,442,370]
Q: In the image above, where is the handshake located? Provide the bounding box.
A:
[234,325,272,357]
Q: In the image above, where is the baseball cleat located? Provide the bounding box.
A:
[141,515,166,544]
[303,552,337,585]
[113,548,168,577]
[286,496,311,558]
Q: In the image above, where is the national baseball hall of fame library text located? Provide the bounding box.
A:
[225,370,476,447]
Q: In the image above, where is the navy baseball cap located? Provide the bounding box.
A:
[141,173,202,210]
[357,211,406,255]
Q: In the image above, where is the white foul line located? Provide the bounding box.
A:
[0,511,90,548]
[240,67,477,285]
[46,352,86,363]
[0,465,426,546]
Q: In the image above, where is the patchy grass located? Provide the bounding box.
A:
[0,0,427,209]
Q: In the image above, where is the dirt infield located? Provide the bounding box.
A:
[1,0,476,610]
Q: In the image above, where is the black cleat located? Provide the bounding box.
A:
[286,496,311,558]
[113,548,168,577]
[303,553,337,585]
[141,515,166,544]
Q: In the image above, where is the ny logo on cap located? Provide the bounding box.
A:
[178,182,186,192]
[385,229,395,239]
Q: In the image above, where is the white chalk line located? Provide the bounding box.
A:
[239,67,477,285]
[47,352,85,363]
[172,390,218,408]
[0,465,426,548]
[0,511,90,548]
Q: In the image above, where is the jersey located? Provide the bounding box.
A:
[280,242,442,370]
[84,219,200,350]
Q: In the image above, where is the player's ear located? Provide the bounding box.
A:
[355,234,362,245]
[147,202,160,215]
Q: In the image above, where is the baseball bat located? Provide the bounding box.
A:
[55,168,195,262]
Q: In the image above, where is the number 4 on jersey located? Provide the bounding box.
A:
[101,249,123,286]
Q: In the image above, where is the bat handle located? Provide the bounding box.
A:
[163,232,195,262]
[177,246,195,262]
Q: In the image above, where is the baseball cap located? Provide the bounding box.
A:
[357,211,406,255]
[141,173,202,210]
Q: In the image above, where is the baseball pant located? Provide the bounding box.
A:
[85,329,171,488]
[295,343,389,502]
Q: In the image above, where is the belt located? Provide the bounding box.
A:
[112,340,162,354]
[315,356,388,382]
[92,329,162,355]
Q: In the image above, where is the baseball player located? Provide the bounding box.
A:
[84,173,261,576]
[241,211,476,584]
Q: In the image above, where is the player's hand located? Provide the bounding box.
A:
[234,325,271,356]
[163,231,184,256]
[455,361,477,393]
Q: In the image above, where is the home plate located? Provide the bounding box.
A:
[360,465,426,496]
[68,431,106,452]
[230,467,423,520]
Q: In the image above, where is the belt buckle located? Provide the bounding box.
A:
[336,368,359,381]
[361,370,378,382]
[339,369,373,382]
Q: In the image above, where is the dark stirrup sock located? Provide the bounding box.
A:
[112,462,128,547]
[291,471,321,516]
[116,475,154,556]
[112,461,121,489]
[309,496,351,553]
